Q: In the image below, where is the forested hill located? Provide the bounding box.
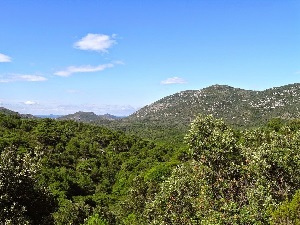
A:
[128,83,300,126]
[81,83,300,144]
[0,107,19,115]
[0,107,35,119]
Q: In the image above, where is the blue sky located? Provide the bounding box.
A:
[0,0,299,115]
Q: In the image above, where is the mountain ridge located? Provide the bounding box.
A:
[126,83,300,126]
[0,107,36,119]
[94,83,300,143]
[57,111,123,122]
[3,83,300,144]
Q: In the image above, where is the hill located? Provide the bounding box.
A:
[128,83,300,126]
[95,83,300,143]
[57,111,121,122]
[0,107,36,119]
[0,107,19,116]
[56,83,300,144]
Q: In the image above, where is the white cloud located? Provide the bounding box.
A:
[160,77,187,85]
[24,101,38,105]
[0,74,47,83]
[54,63,114,77]
[74,33,116,52]
[18,75,47,81]
[0,53,12,62]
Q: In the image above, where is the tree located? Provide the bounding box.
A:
[0,147,57,224]
[144,162,202,225]
[146,115,300,224]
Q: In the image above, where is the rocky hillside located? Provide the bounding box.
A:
[126,83,300,127]
[15,83,300,144]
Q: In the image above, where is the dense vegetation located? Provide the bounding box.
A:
[1,111,300,224]
[0,113,186,224]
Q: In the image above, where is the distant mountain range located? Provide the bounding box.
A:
[35,114,63,119]
[81,83,300,143]
[3,83,300,143]
[57,111,123,122]
[103,83,300,143]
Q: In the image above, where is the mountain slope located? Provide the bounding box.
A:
[57,111,121,122]
[58,83,300,144]
[0,107,19,116]
[127,83,300,126]
[0,107,36,119]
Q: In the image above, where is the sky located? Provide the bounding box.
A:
[0,0,299,116]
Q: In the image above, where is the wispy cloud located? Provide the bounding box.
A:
[0,53,12,62]
[160,77,187,85]
[74,33,117,52]
[54,63,114,77]
[24,100,38,105]
[0,74,47,83]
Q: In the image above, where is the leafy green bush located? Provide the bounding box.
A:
[270,190,300,225]
[83,213,108,225]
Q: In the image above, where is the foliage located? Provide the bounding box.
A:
[1,112,300,224]
[0,146,57,224]
[270,190,300,225]
[83,213,109,225]
[0,113,182,224]
[146,115,300,224]
[144,162,202,225]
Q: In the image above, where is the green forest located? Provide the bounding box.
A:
[1,112,300,224]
